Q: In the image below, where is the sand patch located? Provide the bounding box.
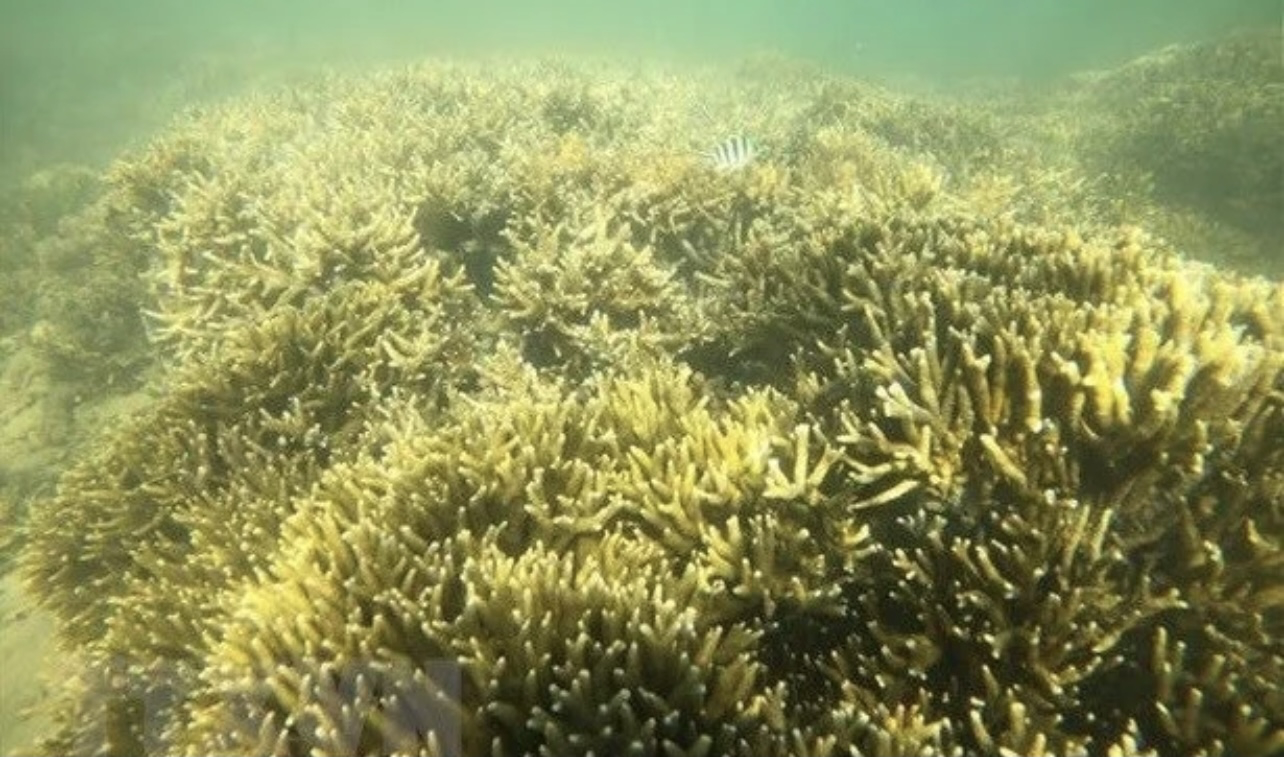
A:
[0,571,71,756]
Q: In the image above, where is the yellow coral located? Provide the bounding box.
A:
[13,41,1284,757]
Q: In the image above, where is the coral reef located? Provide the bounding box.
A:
[1075,29,1282,239]
[0,165,151,384]
[0,492,18,568]
[1065,28,1283,276]
[17,37,1284,757]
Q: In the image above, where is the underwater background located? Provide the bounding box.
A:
[1,2,1282,756]
[2,0,1279,185]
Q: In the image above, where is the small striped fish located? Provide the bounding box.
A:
[705,135,757,171]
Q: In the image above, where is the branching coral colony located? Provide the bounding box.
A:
[19,38,1284,757]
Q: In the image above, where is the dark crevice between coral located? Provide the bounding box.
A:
[413,202,511,298]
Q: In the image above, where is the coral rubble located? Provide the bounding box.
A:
[17,39,1284,757]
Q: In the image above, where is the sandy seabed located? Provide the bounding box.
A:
[0,571,64,757]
